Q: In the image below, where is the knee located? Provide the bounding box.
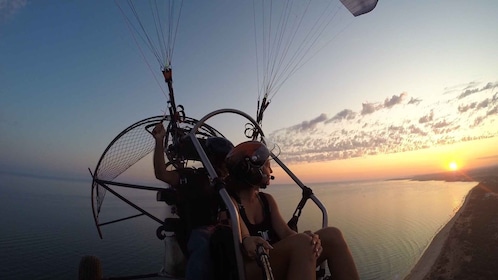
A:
[291,233,317,257]
[294,232,314,243]
[317,227,346,247]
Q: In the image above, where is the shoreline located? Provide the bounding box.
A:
[404,185,473,280]
[404,176,498,279]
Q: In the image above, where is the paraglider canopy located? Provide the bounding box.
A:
[341,0,378,16]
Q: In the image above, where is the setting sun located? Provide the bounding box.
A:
[449,162,459,171]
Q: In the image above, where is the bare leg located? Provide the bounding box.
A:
[316,227,359,280]
[245,233,317,280]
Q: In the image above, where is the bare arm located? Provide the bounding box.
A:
[152,123,179,185]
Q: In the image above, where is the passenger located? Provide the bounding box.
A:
[225,141,360,280]
[152,123,234,280]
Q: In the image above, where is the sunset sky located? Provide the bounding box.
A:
[1,0,497,183]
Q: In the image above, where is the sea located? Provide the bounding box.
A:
[0,173,476,280]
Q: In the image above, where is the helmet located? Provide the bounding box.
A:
[205,137,234,164]
[225,141,270,185]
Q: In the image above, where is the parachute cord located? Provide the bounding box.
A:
[254,0,350,103]
[168,0,183,66]
[151,1,167,64]
[270,3,345,99]
[116,0,185,104]
[253,0,262,101]
[300,7,354,71]
[265,0,294,98]
[256,0,292,100]
[115,0,168,99]
[269,0,335,100]
[269,0,317,97]
[262,0,272,102]
[126,0,163,66]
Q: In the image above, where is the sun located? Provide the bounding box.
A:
[449,161,458,171]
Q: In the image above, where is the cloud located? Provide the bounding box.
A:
[268,80,498,164]
[433,120,451,129]
[472,116,485,128]
[0,0,27,21]
[458,102,476,113]
[458,88,479,99]
[408,125,427,136]
[361,102,380,115]
[482,82,497,91]
[458,81,497,99]
[408,97,422,105]
[327,109,357,123]
[288,113,327,132]
[477,99,490,109]
[384,92,407,108]
[418,110,434,124]
[362,92,410,115]
[487,105,498,116]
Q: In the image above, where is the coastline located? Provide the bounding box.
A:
[404,174,498,280]
[404,185,473,280]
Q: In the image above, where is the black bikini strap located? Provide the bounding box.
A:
[232,193,249,223]
[258,192,270,214]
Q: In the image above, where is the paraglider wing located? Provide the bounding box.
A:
[340,0,378,16]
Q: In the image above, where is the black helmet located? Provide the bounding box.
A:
[205,137,234,164]
[225,141,270,186]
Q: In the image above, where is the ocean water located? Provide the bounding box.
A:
[0,173,475,280]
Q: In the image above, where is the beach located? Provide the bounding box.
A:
[405,166,498,280]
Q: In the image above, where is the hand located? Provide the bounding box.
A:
[304,230,323,258]
[242,236,273,260]
[152,123,166,140]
